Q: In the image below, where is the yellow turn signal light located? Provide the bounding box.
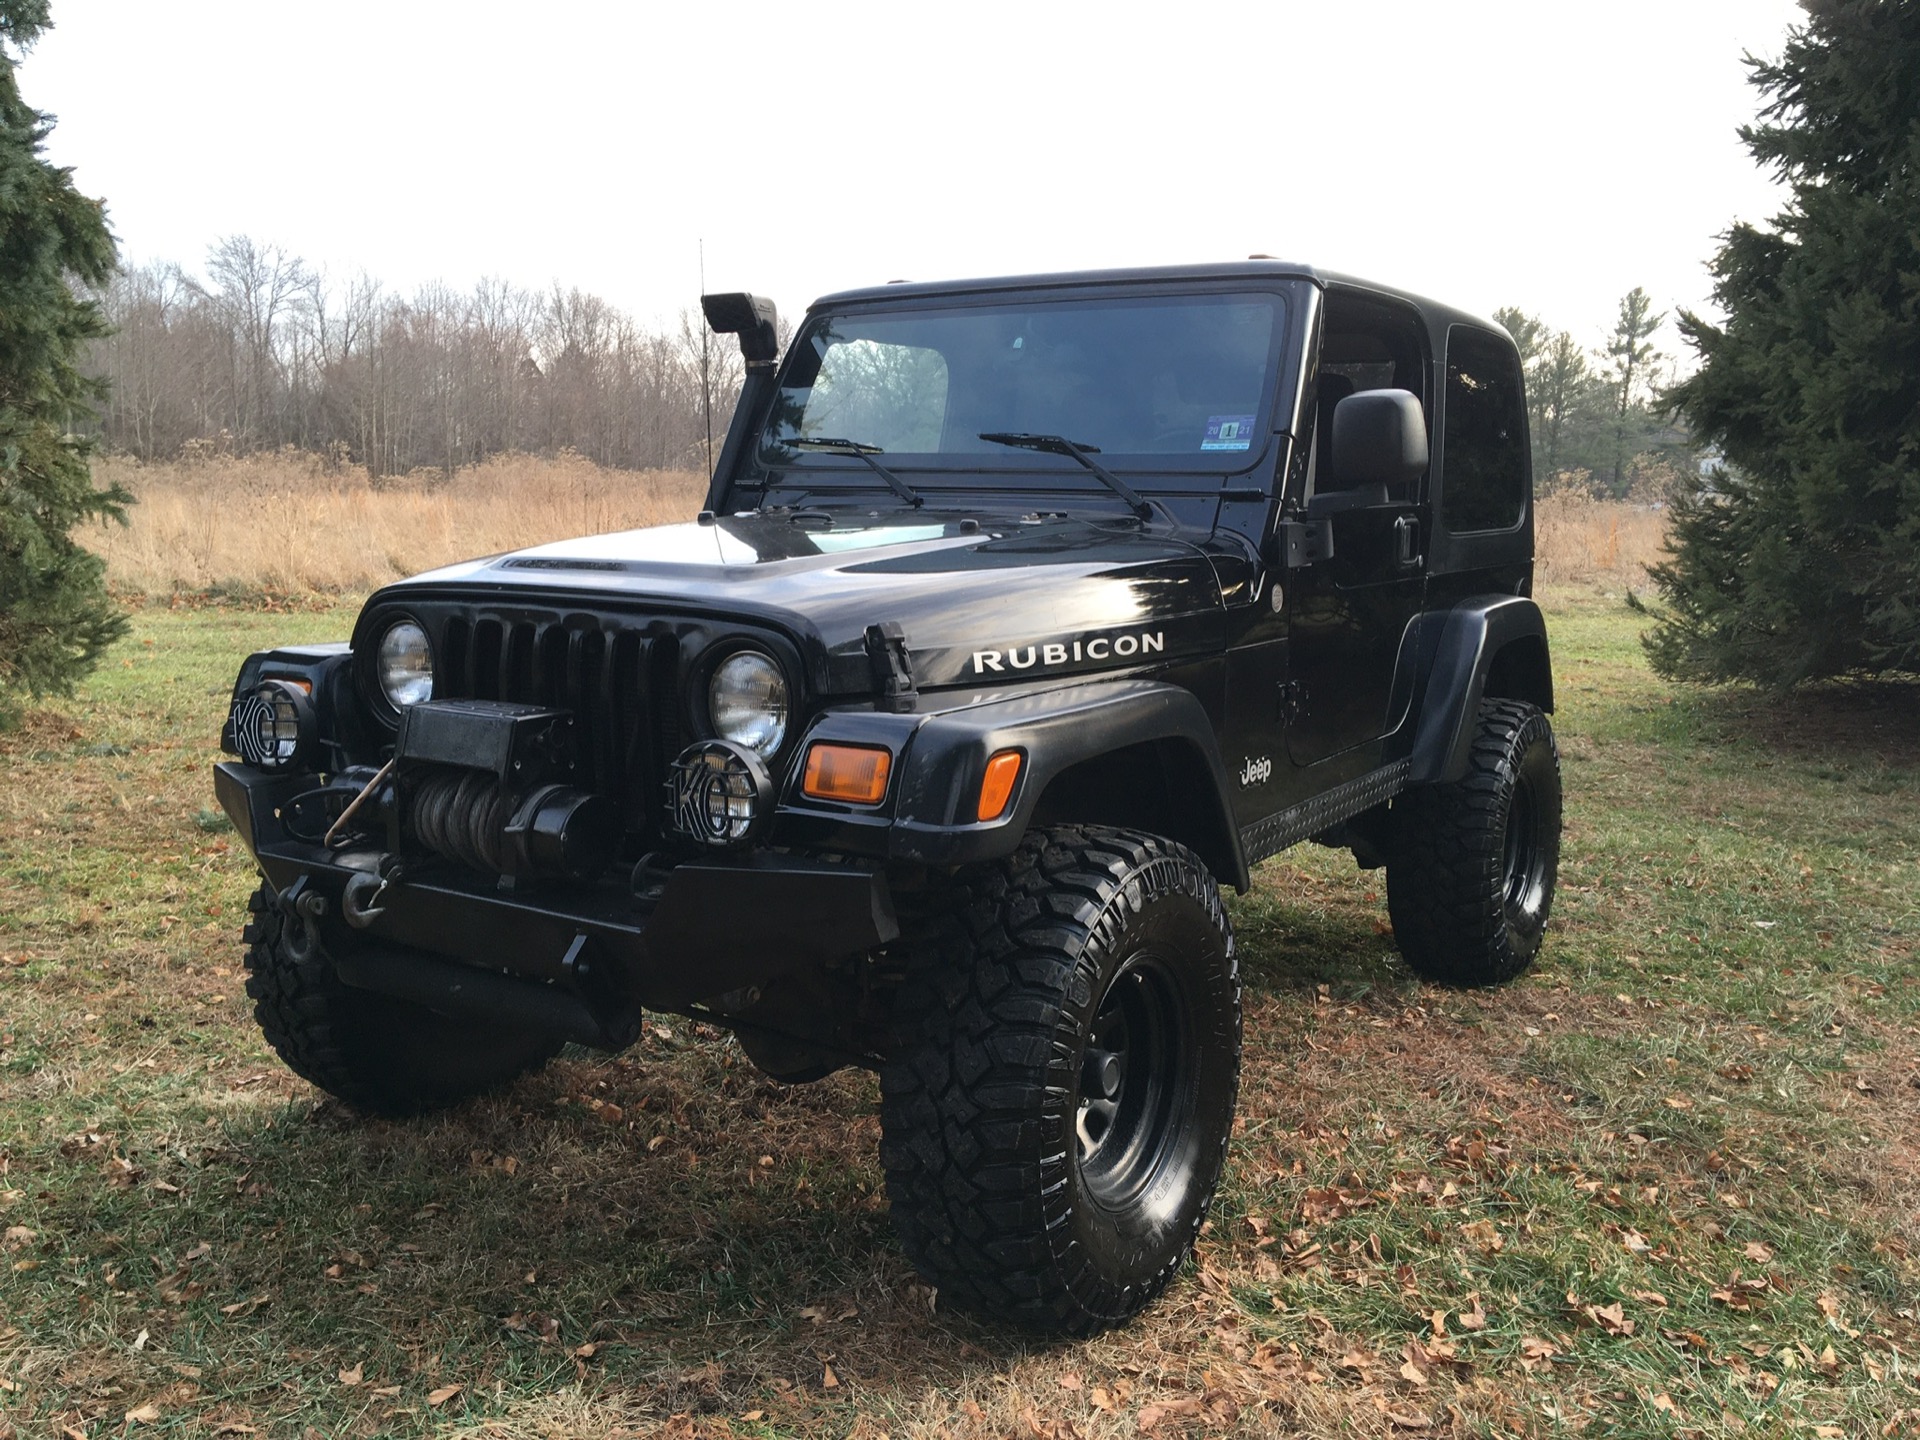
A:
[977,749,1024,822]
[802,742,893,805]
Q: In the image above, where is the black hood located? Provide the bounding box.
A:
[371,510,1226,693]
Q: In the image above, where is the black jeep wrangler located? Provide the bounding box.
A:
[215,261,1560,1335]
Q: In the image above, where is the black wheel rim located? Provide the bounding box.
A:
[1502,771,1548,919]
[1075,953,1194,1210]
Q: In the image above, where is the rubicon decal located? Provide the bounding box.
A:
[972,629,1166,675]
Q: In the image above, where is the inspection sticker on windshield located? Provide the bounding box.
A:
[1201,415,1255,451]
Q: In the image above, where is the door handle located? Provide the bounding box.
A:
[1393,515,1419,568]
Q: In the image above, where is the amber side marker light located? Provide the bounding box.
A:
[978,750,1024,822]
[802,742,892,805]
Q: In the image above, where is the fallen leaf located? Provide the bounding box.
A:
[1457,1297,1488,1331]
[1138,1397,1204,1431]
[1579,1300,1634,1337]
[821,1362,839,1389]
[338,1363,363,1387]
[1517,1336,1559,1372]
[1743,1241,1774,1263]
[125,1403,162,1424]
[427,1384,462,1407]
[1459,1219,1503,1253]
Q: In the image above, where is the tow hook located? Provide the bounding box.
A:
[341,873,385,928]
[342,860,406,930]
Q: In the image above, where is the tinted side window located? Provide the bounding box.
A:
[1441,326,1529,532]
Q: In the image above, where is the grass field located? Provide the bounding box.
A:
[3,587,1918,1438]
[78,451,1664,600]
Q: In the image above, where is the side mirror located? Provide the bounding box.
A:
[701,292,780,369]
[1329,388,1428,490]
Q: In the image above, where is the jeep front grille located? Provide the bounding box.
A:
[430,612,680,832]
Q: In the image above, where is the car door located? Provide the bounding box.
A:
[1283,290,1431,775]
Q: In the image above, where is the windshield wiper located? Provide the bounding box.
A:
[786,437,924,508]
[976,433,1154,520]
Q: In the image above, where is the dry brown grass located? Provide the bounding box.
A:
[1533,490,1667,589]
[86,450,707,597]
[86,450,1667,599]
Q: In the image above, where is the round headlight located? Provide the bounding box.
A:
[708,650,789,756]
[377,620,434,709]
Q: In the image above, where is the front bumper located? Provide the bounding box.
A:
[214,762,899,1018]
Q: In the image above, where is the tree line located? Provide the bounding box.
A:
[87,236,746,476]
[87,236,1698,498]
[1495,288,1696,500]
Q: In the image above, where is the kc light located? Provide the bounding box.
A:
[708,650,789,756]
[667,739,773,848]
[377,620,434,709]
[230,679,316,771]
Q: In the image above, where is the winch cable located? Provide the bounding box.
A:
[323,759,395,849]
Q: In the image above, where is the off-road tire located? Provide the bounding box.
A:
[879,826,1241,1335]
[241,883,562,1116]
[1387,699,1561,986]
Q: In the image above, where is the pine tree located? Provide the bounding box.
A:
[1648,0,1920,687]
[1602,288,1663,495]
[0,0,127,723]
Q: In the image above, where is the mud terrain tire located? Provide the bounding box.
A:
[880,827,1241,1335]
[1387,699,1562,986]
[241,883,562,1116]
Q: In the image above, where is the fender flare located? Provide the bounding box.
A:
[1406,595,1555,786]
[884,679,1250,889]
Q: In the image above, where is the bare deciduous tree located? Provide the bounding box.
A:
[89,238,736,477]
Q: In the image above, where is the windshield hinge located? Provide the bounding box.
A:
[864,623,917,712]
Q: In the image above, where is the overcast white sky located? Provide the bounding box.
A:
[20,0,1804,357]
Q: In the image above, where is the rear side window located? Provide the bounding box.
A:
[1441,326,1529,532]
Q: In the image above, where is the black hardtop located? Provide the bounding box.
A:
[812,260,1514,346]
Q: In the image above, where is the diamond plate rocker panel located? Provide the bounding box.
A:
[1239,759,1412,868]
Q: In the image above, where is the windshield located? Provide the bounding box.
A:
[758,292,1287,477]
